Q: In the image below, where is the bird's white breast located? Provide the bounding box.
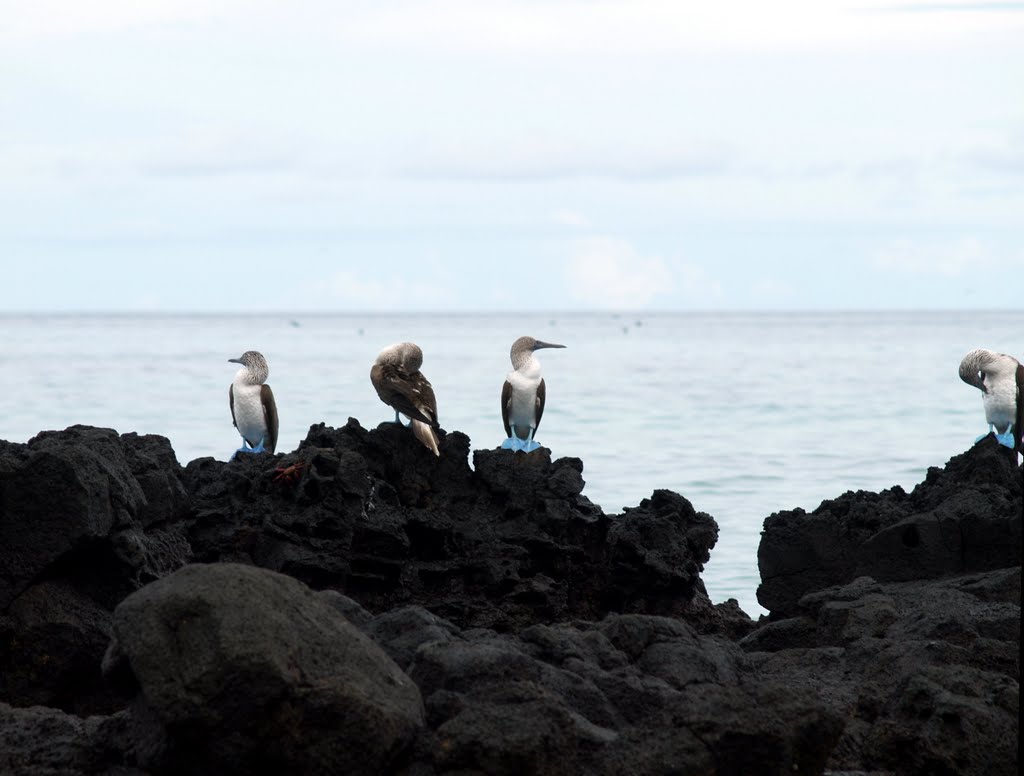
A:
[507,363,541,433]
[982,373,1018,432]
[232,378,267,445]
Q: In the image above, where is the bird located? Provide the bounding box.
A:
[228,350,279,458]
[370,342,441,456]
[958,348,1023,452]
[501,335,566,452]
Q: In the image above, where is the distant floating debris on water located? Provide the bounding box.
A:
[358,328,365,336]
[549,319,557,326]
[635,320,643,327]
[622,326,629,334]
[289,320,301,328]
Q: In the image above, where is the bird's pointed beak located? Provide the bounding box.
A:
[228,357,243,364]
[533,341,566,350]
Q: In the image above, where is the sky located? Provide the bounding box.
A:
[1,0,1022,312]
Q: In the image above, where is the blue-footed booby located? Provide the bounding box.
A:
[958,348,1023,452]
[228,350,279,458]
[501,335,566,452]
[370,342,441,456]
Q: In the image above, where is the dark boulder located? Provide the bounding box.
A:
[393,611,842,776]
[747,439,1021,776]
[0,701,140,776]
[743,569,1020,776]
[757,437,1021,617]
[0,427,192,713]
[107,562,424,776]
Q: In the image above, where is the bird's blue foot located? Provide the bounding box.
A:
[231,438,266,460]
[501,437,542,452]
[994,430,1016,449]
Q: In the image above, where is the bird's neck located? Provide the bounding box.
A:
[516,354,540,374]
[234,367,265,386]
[512,354,541,377]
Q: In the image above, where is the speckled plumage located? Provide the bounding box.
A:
[228,350,279,454]
[371,342,440,456]
[959,348,1023,452]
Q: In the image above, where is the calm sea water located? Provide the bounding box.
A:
[1,311,1020,616]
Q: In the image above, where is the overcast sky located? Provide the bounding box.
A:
[2,0,1022,312]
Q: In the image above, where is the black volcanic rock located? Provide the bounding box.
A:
[746,438,1021,776]
[0,702,140,776]
[106,563,424,776]
[389,610,842,776]
[0,422,1019,775]
[741,569,1020,776]
[0,427,192,713]
[183,419,726,632]
[757,436,1021,617]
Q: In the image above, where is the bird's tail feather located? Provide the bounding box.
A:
[411,419,441,456]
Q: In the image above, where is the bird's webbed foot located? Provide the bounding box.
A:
[231,438,267,460]
[994,427,1017,449]
[501,437,542,452]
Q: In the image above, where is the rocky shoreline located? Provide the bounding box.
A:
[0,422,1019,775]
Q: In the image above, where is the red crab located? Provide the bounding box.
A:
[272,460,306,486]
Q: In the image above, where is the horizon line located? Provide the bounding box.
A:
[1,308,1021,317]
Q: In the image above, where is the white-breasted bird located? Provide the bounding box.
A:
[228,350,279,458]
[501,335,566,452]
[370,342,441,456]
[958,348,1023,452]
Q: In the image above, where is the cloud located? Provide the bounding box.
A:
[306,269,457,311]
[1,0,249,44]
[550,210,591,228]
[870,237,1023,277]
[335,1,1023,55]
[964,131,1024,176]
[6,1,1020,54]
[397,139,731,182]
[867,2,1024,13]
[137,127,304,178]
[565,237,674,308]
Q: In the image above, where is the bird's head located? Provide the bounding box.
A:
[510,335,566,369]
[229,350,269,383]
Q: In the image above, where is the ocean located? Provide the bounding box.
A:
[1,310,1020,617]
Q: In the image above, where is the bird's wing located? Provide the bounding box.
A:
[261,384,279,454]
[229,385,237,428]
[380,366,438,427]
[535,378,546,433]
[1016,363,1024,453]
[501,380,512,437]
[409,374,440,428]
[410,419,441,456]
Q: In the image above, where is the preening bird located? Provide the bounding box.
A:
[501,335,566,453]
[228,350,279,458]
[958,348,1023,452]
[370,342,441,456]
